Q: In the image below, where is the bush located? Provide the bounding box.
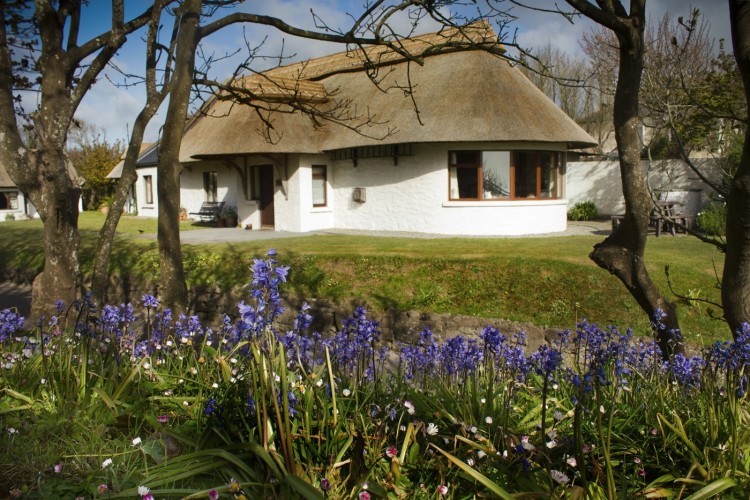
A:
[697,202,726,236]
[4,213,15,221]
[567,200,598,221]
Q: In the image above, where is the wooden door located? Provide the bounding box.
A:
[259,165,275,227]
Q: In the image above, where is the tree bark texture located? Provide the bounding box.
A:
[156,0,201,312]
[567,0,683,356]
[723,0,750,336]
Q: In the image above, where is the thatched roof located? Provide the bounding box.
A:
[0,161,15,188]
[180,22,596,161]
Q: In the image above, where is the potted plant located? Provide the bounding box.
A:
[220,205,238,228]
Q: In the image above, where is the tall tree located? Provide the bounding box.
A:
[564,0,683,356]
[724,0,750,334]
[66,124,123,210]
[0,0,156,321]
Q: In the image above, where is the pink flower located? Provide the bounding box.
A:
[386,446,398,458]
[157,415,169,424]
[208,489,219,500]
[53,463,63,473]
[359,491,371,500]
[438,484,449,495]
[638,468,647,477]
[97,484,109,494]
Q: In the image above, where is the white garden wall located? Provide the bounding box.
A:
[566,158,721,216]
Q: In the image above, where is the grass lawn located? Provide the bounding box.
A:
[0,211,729,345]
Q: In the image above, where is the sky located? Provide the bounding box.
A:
[65,0,732,145]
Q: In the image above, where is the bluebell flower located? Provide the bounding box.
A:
[142,294,159,309]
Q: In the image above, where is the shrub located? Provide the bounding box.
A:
[697,202,726,236]
[567,200,598,221]
[4,213,14,221]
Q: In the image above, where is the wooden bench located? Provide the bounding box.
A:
[189,201,224,222]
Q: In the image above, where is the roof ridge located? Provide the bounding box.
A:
[257,19,502,82]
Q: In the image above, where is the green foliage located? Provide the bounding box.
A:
[697,202,726,236]
[4,213,14,221]
[567,200,598,221]
[67,131,123,211]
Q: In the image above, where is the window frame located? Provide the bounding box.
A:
[143,175,154,205]
[0,190,19,210]
[447,150,562,201]
[311,165,327,207]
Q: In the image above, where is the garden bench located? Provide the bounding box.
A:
[189,201,224,223]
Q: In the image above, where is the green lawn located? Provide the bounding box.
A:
[0,212,730,344]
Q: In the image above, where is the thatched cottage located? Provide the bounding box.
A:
[134,22,597,235]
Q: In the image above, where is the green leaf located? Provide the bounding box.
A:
[683,477,736,500]
[283,475,324,500]
[431,444,516,500]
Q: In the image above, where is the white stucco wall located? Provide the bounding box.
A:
[567,158,721,216]
[328,143,569,236]
[0,189,33,220]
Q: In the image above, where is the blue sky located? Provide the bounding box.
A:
[67,0,731,145]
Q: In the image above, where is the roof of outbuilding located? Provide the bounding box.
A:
[180,21,596,161]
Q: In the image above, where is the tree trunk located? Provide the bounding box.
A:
[155,0,201,312]
[586,7,683,357]
[28,152,82,323]
[91,115,155,305]
[723,0,750,336]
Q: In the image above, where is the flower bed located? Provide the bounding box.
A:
[0,250,748,498]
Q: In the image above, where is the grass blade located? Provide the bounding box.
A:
[431,444,516,500]
[683,477,737,500]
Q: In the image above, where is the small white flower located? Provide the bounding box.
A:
[480,398,486,404]
[552,383,559,390]
[316,378,323,387]
[206,340,212,346]
[138,485,150,496]
[404,400,415,415]
[230,357,238,364]
[230,377,237,384]
[101,458,113,469]
[567,456,577,467]
[469,425,478,433]
[550,470,570,484]
[40,378,46,385]
[212,382,219,389]
[132,436,142,446]
[178,378,184,384]
[546,439,558,449]
[466,457,475,467]
[343,388,351,397]
[143,361,151,370]
[426,422,439,436]
[183,401,189,406]
[485,416,493,425]
[520,436,535,451]
[191,367,198,375]
[166,340,173,347]
[477,450,487,460]
[599,405,606,414]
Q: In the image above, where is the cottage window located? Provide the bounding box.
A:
[448,151,561,200]
[143,176,154,205]
[203,171,218,203]
[312,165,327,207]
[0,191,19,210]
